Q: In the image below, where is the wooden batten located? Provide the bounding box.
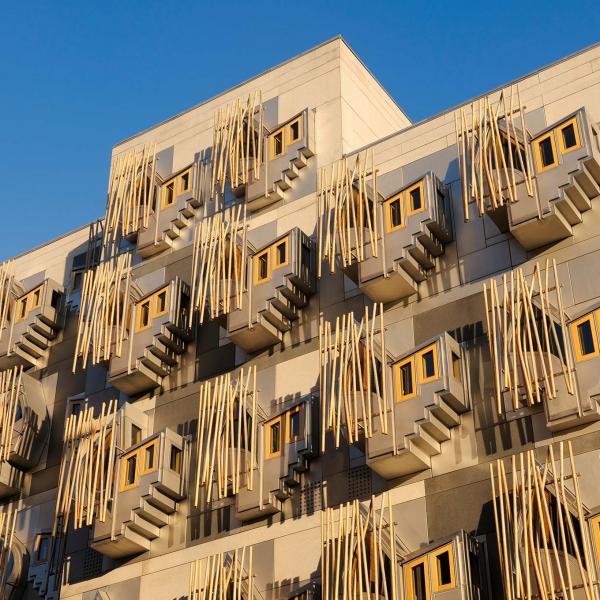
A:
[194,366,257,505]
[72,253,133,372]
[210,91,263,203]
[189,545,255,600]
[53,400,118,535]
[484,259,575,414]
[0,366,23,463]
[190,204,247,325]
[0,504,18,590]
[317,150,381,277]
[0,260,16,344]
[321,493,398,600]
[455,84,535,221]
[319,304,390,452]
[490,442,597,600]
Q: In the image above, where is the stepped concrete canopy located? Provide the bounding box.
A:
[1,35,600,600]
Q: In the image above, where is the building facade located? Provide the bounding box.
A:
[1,36,600,599]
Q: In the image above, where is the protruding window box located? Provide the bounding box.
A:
[402,531,490,600]
[508,108,600,250]
[137,163,204,258]
[236,396,318,522]
[246,110,314,212]
[108,278,192,395]
[0,278,65,371]
[91,428,186,559]
[358,172,452,303]
[366,334,468,479]
[227,228,315,353]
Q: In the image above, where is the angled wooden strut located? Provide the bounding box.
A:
[0,504,18,591]
[490,442,598,600]
[317,150,381,277]
[0,366,23,463]
[53,400,118,535]
[189,204,247,325]
[210,90,263,202]
[189,545,255,600]
[321,493,398,600]
[194,366,257,505]
[455,84,535,221]
[483,259,576,414]
[103,143,157,253]
[72,253,133,372]
[0,260,17,344]
[319,303,391,452]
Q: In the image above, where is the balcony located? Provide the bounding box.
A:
[358,172,452,303]
[136,161,206,258]
[227,228,315,353]
[402,531,490,600]
[108,277,192,395]
[0,279,65,371]
[91,427,186,558]
[496,108,600,250]
[366,333,469,479]
[245,109,315,212]
[236,396,318,522]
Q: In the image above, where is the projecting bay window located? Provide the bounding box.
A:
[34,533,51,564]
[161,168,192,209]
[135,286,169,332]
[384,193,404,232]
[406,181,424,216]
[393,342,441,402]
[557,117,581,154]
[417,343,439,384]
[570,311,600,362]
[405,555,429,600]
[431,543,456,592]
[383,179,426,233]
[405,542,457,600]
[265,403,305,458]
[533,115,582,173]
[119,438,159,491]
[265,416,282,459]
[395,357,416,401]
[15,285,43,322]
[269,115,303,160]
[253,236,289,285]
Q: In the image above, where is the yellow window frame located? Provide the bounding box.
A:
[135,298,152,332]
[286,115,302,144]
[570,313,599,362]
[15,285,43,322]
[430,542,457,592]
[533,131,558,173]
[178,168,192,194]
[265,415,283,459]
[417,342,439,384]
[154,286,169,318]
[120,450,139,491]
[590,514,600,566]
[253,248,271,285]
[405,555,430,600]
[557,116,581,155]
[286,406,303,443]
[272,236,289,270]
[269,127,285,160]
[161,177,176,209]
[384,192,404,233]
[406,180,425,216]
[135,286,170,332]
[394,356,416,401]
[140,438,158,476]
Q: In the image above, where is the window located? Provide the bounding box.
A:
[417,343,439,384]
[571,314,599,362]
[395,357,416,401]
[170,445,182,474]
[162,168,192,208]
[287,116,302,144]
[15,285,44,321]
[69,400,83,418]
[405,556,429,600]
[384,193,404,232]
[71,269,84,291]
[275,240,288,268]
[35,534,50,563]
[131,424,142,445]
[155,289,168,316]
[451,352,462,382]
[270,115,303,159]
[120,453,138,491]
[557,117,581,154]
[534,132,558,172]
[162,180,175,208]
[135,286,170,332]
[431,544,456,592]
[179,169,191,193]
[270,129,284,159]
[137,299,151,331]
[254,249,271,285]
[265,416,282,459]
[407,181,424,215]
[141,439,157,475]
[287,407,302,443]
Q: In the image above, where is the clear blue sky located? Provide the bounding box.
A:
[1,0,599,261]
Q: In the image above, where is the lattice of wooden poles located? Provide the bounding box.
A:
[321,493,399,600]
[72,253,133,372]
[0,260,16,343]
[490,441,598,600]
[0,366,23,463]
[104,143,157,252]
[190,204,247,325]
[189,545,255,600]
[319,304,391,452]
[210,91,263,200]
[0,505,18,591]
[317,150,382,277]
[194,366,257,504]
[455,85,536,221]
[53,400,118,535]
[483,259,576,414]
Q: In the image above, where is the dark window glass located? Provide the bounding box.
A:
[71,402,82,417]
[165,182,174,205]
[72,270,83,290]
[276,242,287,265]
[51,290,61,309]
[157,290,167,313]
[400,362,413,396]
[422,349,436,378]
[410,186,422,211]
[18,299,27,319]
[181,171,190,191]
[411,562,427,600]
[126,455,137,485]
[145,444,155,470]
[37,536,49,562]
[170,446,182,473]
[289,120,300,142]
[437,550,452,585]
[561,123,577,149]
[131,425,142,445]
[577,320,596,356]
[270,422,281,454]
[539,137,555,167]
[301,243,311,269]
[452,353,461,381]
[258,253,268,280]
[273,131,283,156]
[140,301,150,327]
[389,198,402,228]
[289,410,300,439]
